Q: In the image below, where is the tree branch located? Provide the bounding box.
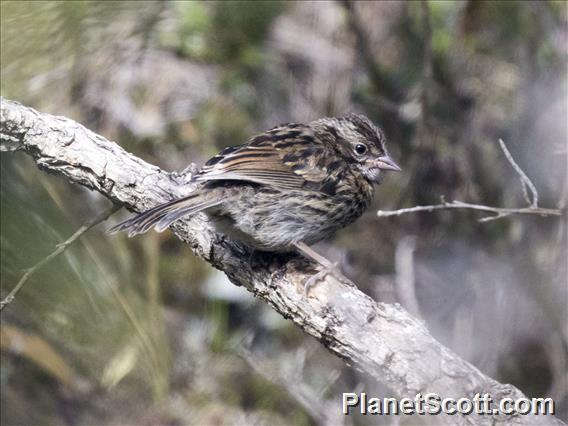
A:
[378,199,561,221]
[0,98,563,425]
[378,139,562,221]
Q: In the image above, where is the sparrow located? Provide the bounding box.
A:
[109,113,400,288]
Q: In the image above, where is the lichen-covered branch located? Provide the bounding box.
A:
[0,98,563,425]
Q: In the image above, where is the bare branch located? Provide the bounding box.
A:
[498,138,539,207]
[0,204,120,311]
[378,199,560,220]
[378,139,562,221]
[1,98,563,425]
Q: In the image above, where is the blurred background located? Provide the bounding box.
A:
[1,1,566,424]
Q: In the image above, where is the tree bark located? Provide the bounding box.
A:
[1,98,563,425]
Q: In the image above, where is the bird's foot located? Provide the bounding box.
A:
[293,242,354,296]
[303,261,342,296]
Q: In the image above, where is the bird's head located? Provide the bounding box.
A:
[315,113,401,184]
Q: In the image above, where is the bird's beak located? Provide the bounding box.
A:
[375,155,401,172]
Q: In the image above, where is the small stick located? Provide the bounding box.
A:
[0,204,120,312]
[498,138,538,207]
[378,139,562,221]
[378,200,560,220]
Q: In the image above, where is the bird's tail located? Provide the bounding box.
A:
[108,191,225,237]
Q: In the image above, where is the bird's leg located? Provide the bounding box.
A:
[293,242,351,294]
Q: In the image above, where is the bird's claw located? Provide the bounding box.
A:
[304,262,341,296]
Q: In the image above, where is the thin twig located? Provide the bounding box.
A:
[498,138,538,207]
[378,139,562,221]
[0,204,120,312]
[378,199,560,220]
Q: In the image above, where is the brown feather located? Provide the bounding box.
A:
[195,129,329,190]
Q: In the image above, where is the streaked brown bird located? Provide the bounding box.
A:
[109,113,400,287]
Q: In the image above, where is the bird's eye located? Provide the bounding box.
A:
[354,143,367,155]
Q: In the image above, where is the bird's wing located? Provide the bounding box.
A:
[195,125,329,190]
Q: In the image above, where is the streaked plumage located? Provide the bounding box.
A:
[109,114,400,252]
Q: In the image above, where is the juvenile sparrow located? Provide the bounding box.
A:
[110,114,400,285]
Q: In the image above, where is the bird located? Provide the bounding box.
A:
[109,113,400,289]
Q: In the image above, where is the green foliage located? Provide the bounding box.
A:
[158,0,285,67]
[159,1,212,59]
[195,100,253,150]
[208,1,285,65]
[0,0,158,109]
